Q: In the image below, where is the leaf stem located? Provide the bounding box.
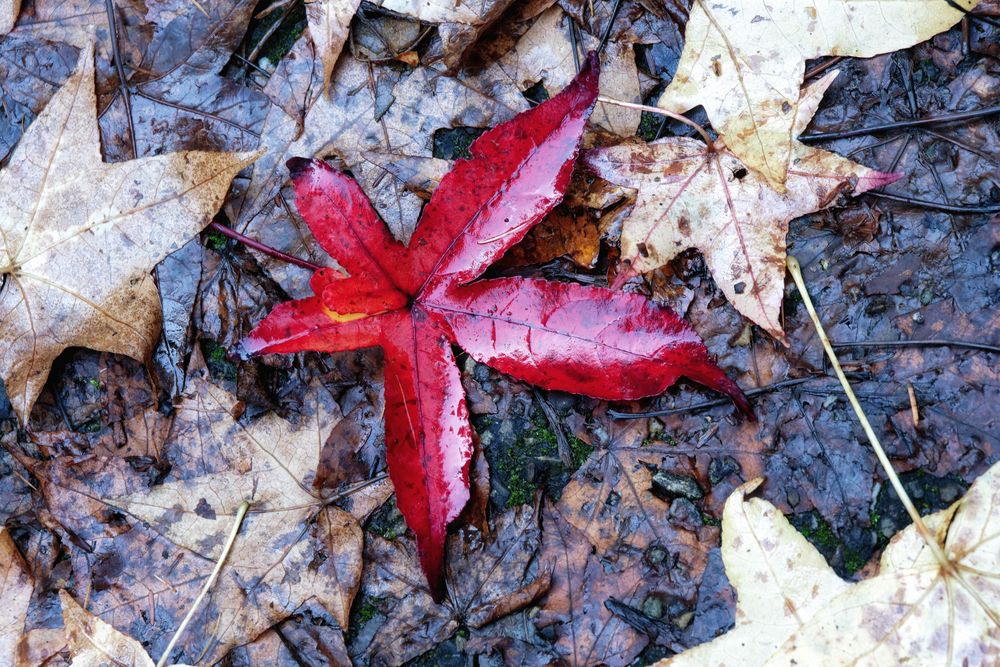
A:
[208,221,322,272]
[596,96,715,148]
[156,501,250,667]
[785,256,950,571]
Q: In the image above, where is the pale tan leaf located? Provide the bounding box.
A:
[306,0,362,92]
[767,462,1000,665]
[60,591,156,667]
[0,528,32,666]
[0,45,257,422]
[0,0,19,34]
[660,0,977,186]
[658,479,849,666]
[659,462,1000,666]
[585,73,898,341]
[371,0,517,69]
[477,6,642,137]
[113,377,390,664]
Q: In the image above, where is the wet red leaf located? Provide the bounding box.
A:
[240,53,751,598]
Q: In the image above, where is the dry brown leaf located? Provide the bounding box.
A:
[111,377,391,664]
[306,0,362,93]
[476,6,642,137]
[358,506,549,666]
[660,0,975,187]
[0,528,32,666]
[534,421,724,666]
[0,45,256,422]
[0,0,18,34]
[371,0,518,69]
[585,73,898,341]
[659,461,1000,666]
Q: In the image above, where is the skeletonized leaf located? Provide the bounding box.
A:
[0,45,257,422]
[661,0,976,186]
[586,73,898,341]
[0,528,32,666]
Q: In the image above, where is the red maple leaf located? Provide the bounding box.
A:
[240,54,751,599]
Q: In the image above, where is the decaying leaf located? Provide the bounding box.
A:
[0,528,32,666]
[111,377,389,664]
[306,0,362,93]
[476,6,642,137]
[660,461,1000,665]
[60,591,163,667]
[371,0,518,69]
[586,73,899,341]
[358,507,550,666]
[0,46,256,422]
[229,43,522,294]
[241,56,750,597]
[661,0,976,186]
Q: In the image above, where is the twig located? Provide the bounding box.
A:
[804,56,844,80]
[597,0,624,55]
[208,221,322,272]
[156,501,250,667]
[104,0,137,160]
[597,96,715,147]
[865,190,1000,215]
[785,255,950,570]
[609,377,815,419]
[800,104,1000,141]
[833,339,1000,355]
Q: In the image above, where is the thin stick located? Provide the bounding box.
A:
[208,221,322,272]
[785,256,950,570]
[800,104,1000,141]
[156,501,250,667]
[834,339,1000,354]
[865,190,1000,215]
[597,96,715,148]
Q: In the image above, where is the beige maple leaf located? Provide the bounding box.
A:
[0,528,32,666]
[475,6,643,137]
[659,461,1000,666]
[0,0,18,34]
[370,0,517,70]
[60,591,165,667]
[0,46,257,422]
[585,72,898,341]
[306,0,362,94]
[112,377,391,665]
[660,0,977,187]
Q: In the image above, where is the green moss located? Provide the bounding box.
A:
[637,111,664,142]
[205,229,228,252]
[700,512,720,527]
[87,378,101,390]
[433,127,488,160]
[485,416,591,508]
[202,339,237,382]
